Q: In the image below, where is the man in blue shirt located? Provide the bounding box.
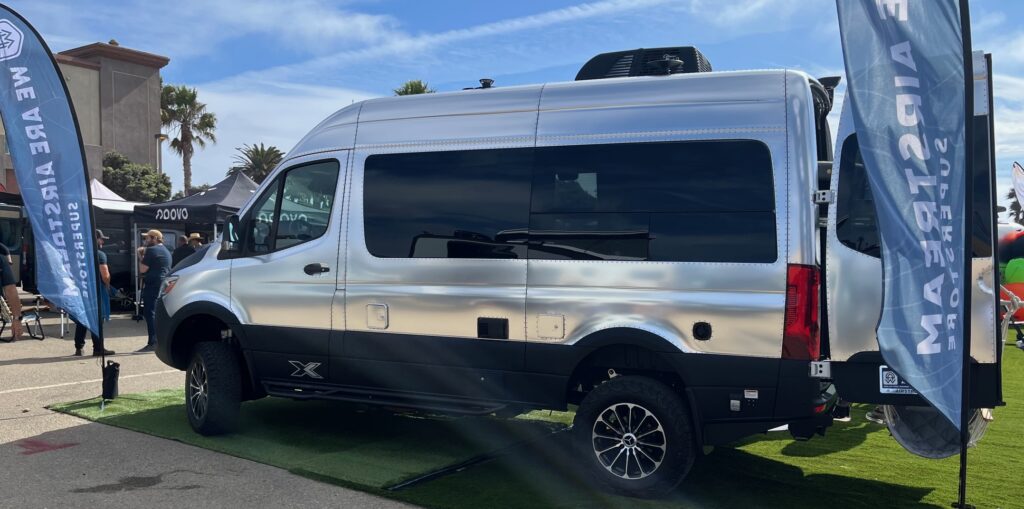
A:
[137,229,171,352]
[72,229,115,356]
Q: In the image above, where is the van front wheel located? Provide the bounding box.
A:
[185,342,241,435]
[573,376,695,497]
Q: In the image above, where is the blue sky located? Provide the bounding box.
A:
[7,0,1024,211]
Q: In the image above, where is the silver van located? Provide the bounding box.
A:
[155,48,1001,496]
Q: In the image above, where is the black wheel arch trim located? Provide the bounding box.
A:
[573,327,682,353]
[156,300,254,376]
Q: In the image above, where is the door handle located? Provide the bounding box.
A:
[304,263,330,275]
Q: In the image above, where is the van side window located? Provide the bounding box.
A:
[276,163,339,250]
[835,135,881,258]
[529,140,777,263]
[363,149,532,259]
[245,160,340,255]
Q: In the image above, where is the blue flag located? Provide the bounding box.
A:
[837,0,969,429]
[0,5,100,336]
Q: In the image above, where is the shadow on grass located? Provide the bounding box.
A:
[723,406,882,459]
[394,431,938,509]
[778,420,879,458]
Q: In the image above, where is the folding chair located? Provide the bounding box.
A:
[0,294,44,341]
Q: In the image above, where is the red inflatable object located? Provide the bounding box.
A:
[1001,283,1024,321]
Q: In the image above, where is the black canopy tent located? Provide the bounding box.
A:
[133,172,258,226]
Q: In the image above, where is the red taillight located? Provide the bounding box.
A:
[782,264,820,360]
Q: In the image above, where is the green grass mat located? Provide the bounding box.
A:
[50,390,566,489]
[393,345,1024,509]
[51,345,1024,508]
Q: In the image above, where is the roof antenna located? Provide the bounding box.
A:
[463,78,495,90]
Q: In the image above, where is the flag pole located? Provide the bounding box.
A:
[955,0,975,507]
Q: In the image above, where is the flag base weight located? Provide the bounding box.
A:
[101,360,119,400]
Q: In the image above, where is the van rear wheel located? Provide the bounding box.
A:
[573,376,695,497]
[186,342,241,435]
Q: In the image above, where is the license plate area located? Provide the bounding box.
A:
[879,365,918,395]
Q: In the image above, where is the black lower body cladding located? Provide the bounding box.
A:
[156,305,822,446]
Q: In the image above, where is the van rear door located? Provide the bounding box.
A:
[825,52,1002,408]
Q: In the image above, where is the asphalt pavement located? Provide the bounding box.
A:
[0,311,410,508]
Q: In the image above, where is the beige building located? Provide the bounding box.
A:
[0,41,169,194]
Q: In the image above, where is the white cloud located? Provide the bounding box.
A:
[161,79,377,190]
[991,74,1024,164]
[995,105,1024,156]
[231,0,680,82]
[993,73,1024,103]
[695,0,800,26]
[11,0,404,60]
[972,10,1006,33]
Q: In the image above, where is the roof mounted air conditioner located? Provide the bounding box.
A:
[575,46,713,81]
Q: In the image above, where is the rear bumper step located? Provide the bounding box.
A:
[830,352,1004,408]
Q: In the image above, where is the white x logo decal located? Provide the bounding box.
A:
[288,360,323,379]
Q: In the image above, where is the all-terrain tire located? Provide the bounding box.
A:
[186,342,241,435]
[573,376,696,497]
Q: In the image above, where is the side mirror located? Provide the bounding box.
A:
[222,214,242,255]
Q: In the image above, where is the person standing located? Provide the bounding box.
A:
[187,232,203,250]
[171,235,193,267]
[0,253,21,341]
[0,242,12,265]
[137,229,171,352]
[72,229,115,356]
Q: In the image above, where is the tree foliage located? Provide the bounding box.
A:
[161,84,217,192]
[227,143,284,184]
[170,183,212,200]
[102,151,131,170]
[393,80,435,96]
[102,151,171,203]
[1008,189,1024,224]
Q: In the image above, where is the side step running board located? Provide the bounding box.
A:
[263,380,507,416]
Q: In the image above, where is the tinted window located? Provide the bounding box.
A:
[835,136,880,258]
[530,140,777,263]
[277,163,338,250]
[246,160,339,254]
[836,130,993,259]
[972,115,993,257]
[248,180,279,253]
[532,140,774,213]
[364,149,532,258]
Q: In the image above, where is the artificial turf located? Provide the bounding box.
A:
[50,390,566,489]
[392,345,1024,509]
[52,345,1023,508]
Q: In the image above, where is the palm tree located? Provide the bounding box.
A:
[228,143,285,184]
[1008,189,1024,224]
[161,85,217,192]
[393,80,435,96]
